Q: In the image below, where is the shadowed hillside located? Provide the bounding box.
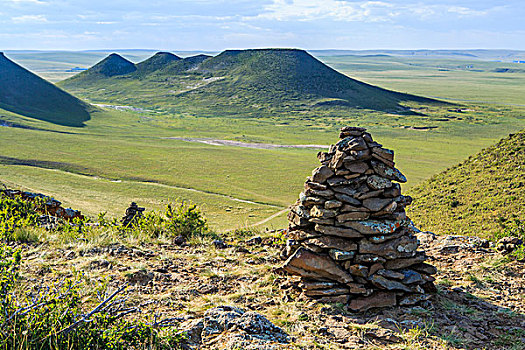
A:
[0,52,91,127]
[59,49,445,115]
[408,130,525,238]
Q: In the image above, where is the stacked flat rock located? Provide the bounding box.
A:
[279,127,437,312]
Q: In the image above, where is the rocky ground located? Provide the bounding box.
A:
[14,231,525,349]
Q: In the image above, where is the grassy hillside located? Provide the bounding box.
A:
[59,49,444,116]
[0,52,91,127]
[408,130,525,238]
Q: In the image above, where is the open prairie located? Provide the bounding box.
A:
[1,51,525,230]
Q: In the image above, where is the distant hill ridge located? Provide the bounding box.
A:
[0,52,91,127]
[60,48,445,114]
[408,130,525,238]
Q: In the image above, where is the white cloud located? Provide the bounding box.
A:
[246,0,497,22]
[4,0,47,4]
[11,14,48,23]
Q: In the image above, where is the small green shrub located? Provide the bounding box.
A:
[129,201,210,239]
[0,195,39,240]
[0,243,185,350]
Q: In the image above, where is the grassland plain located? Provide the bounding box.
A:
[1,51,525,230]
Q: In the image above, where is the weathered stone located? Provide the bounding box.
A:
[356,189,384,200]
[365,228,405,244]
[336,211,370,222]
[334,193,361,206]
[401,269,424,284]
[383,183,401,198]
[324,200,343,209]
[337,136,368,152]
[369,262,384,276]
[287,230,320,241]
[370,160,407,183]
[290,204,310,218]
[305,181,328,191]
[314,224,363,238]
[310,206,337,219]
[348,283,367,294]
[332,188,358,198]
[398,294,431,306]
[327,177,356,187]
[384,253,426,270]
[371,201,398,217]
[369,275,412,292]
[329,150,346,169]
[395,195,413,207]
[304,288,349,297]
[344,219,408,235]
[309,217,335,225]
[317,294,350,304]
[347,149,371,161]
[317,151,332,164]
[344,161,369,174]
[305,236,357,251]
[362,198,393,212]
[340,126,366,138]
[288,212,310,227]
[354,254,386,264]
[344,173,361,180]
[340,204,369,212]
[412,263,438,275]
[359,235,418,259]
[303,242,323,253]
[366,175,393,190]
[348,291,396,312]
[329,249,355,261]
[372,153,395,168]
[299,193,326,206]
[300,280,339,290]
[372,147,394,162]
[312,165,334,183]
[335,169,350,175]
[349,265,368,278]
[280,248,354,284]
[376,269,405,280]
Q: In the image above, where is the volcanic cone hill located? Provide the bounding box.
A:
[408,130,525,238]
[0,52,91,127]
[135,52,181,74]
[65,53,137,82]
[59,48,444,115]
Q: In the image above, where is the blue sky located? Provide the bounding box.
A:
[0,0,523,50]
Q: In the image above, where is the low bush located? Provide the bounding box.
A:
[0,243,185,350]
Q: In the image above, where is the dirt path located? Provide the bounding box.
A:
[165,137,329,150]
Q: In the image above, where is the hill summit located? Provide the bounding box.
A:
[71,53,137,80]
[60,48,443,115]
[0,52,91,127]
[408,130,525,238]
[136,52,181,73]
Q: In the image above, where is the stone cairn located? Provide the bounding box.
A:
[278,127,437,312]
[121,202,145,227]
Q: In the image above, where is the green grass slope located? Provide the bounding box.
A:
[59,48,444,115]
[0,52,91,127]
[408,130,525,238]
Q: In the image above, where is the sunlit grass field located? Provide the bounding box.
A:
[1,52,525,231]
